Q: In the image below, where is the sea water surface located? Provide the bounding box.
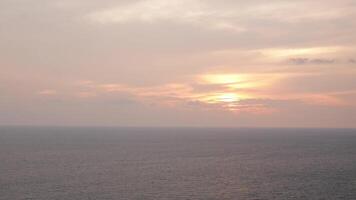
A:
[0,127,356,200]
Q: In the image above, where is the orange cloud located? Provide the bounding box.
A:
[74,72,292,113]
[68,64,356,115]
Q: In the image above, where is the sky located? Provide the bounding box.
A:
[1,0,356,127]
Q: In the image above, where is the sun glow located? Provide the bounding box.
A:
[198,73,278,90]
[195,73,261,106]
[190,72,285,112]
[216,93,240,103]
[83,72,285,113]
[198,92,241,104]
[200,74,248,84]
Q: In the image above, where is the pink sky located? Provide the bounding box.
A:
[1,0,356,127]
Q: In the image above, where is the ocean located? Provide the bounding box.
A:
[0,127,355,200]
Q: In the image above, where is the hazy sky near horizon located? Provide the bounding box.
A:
[1,0,356,127]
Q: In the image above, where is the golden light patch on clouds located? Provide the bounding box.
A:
[260,46,344,58]
[191,73,289,113]
[198,73,282,90]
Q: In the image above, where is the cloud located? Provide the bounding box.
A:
[86,0,356,39]
[87,0,245,32]
[1,0,356,127]
[69,70,354,115]
[301,94,349,106]
[288,58,336,65]
[260,47,343,59]
[349,59,356,63]
[37,89,57,96]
